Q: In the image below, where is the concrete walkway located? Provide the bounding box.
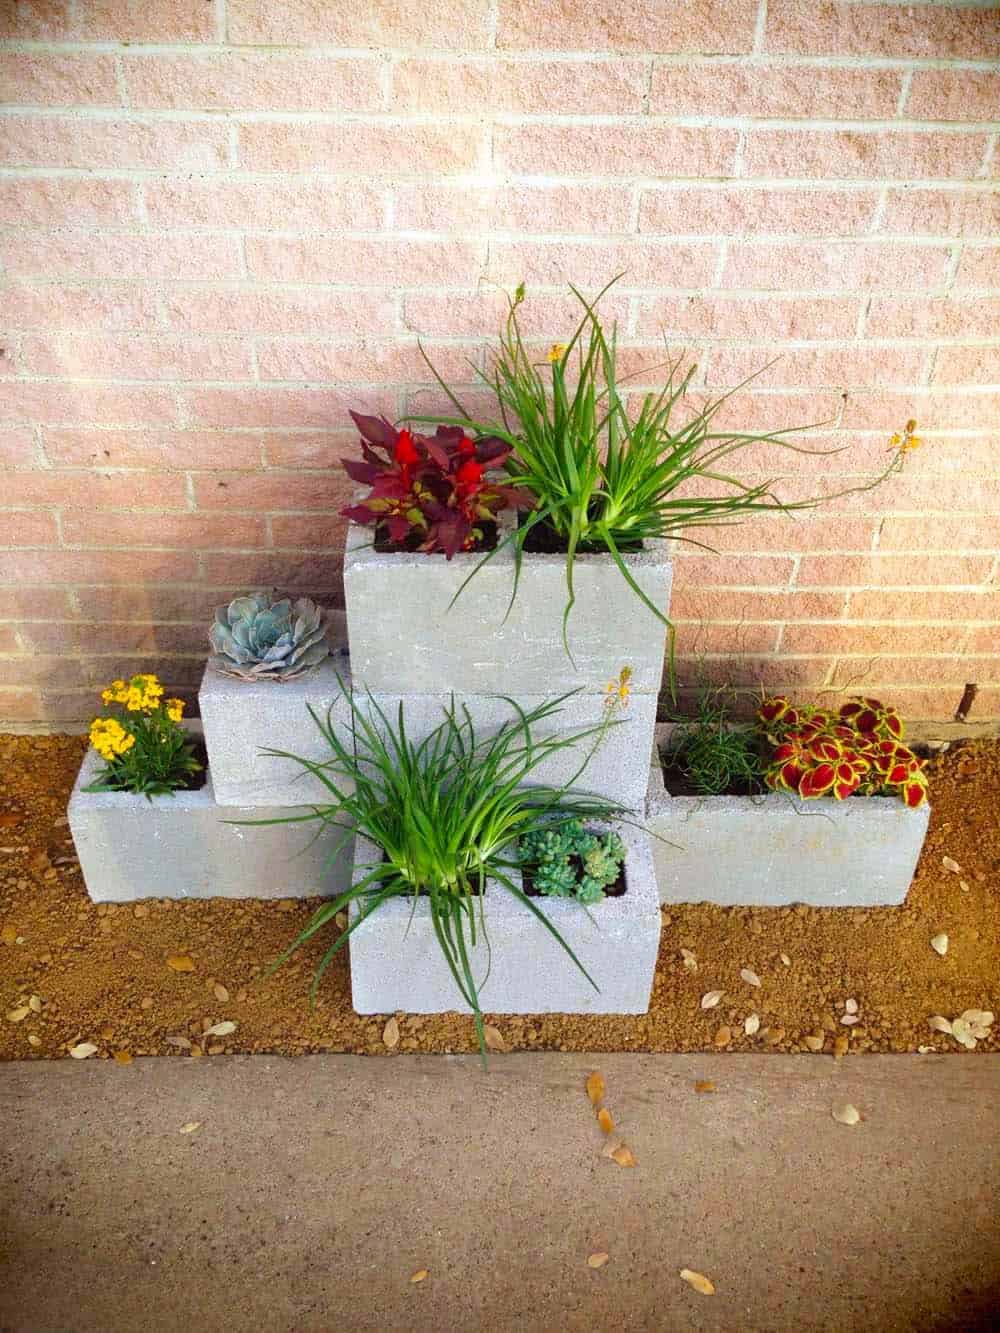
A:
[3,1053,999,1332]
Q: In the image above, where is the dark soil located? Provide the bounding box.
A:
[520,515,643,555]
[374,521,498,554]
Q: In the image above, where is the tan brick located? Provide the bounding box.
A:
[263,432,355,468]
[906,69,1000,123]
[62,512,266,550]
[1,230,242,282]
[3,281,160,332]
[954,247,999,289]
[967,628,1000,654]
[866,296,1000,340]
[499,0,757,52]
[246,237,485,287]
[0,176,139,228]
[146,178,384,231]
[494,124,738,178]
[878,515,1000,551]
[19,621,205,655]
[491,183,635,236]
[882,190,1000,239]
[765,2,1000,59]
[163,288,397,336]
[201,552,345,593]
[391,183,495,233]
[22,334,254,382]
[847,589,1000,621]
[932,346,1000,386]
[690,514,877,554]
[796,554,994,588]
[0,115,229,171]
[673,622,782,656]
[391,56,647,113]
[2,469,187,509]
[677,655,835,691]
[1,383,179,428]
[723,241,950,292]
[79,0,216,41]
[0,2,72,40]
[42,428,264,470]
[194,471,345,513]
[872,687,998,720]
[0,689,42,723]
[744,130,990,181]
[270,514,350,549]
[780,623,960,655]
[74,587,222,622]
[6,549,200,583]
[228,0,493,48]
[3,511,59,547]
[636,295,860,340]
[239,121,485,174]
[256,340,472,385]
[650,62,901,118]
[486,239,718,289]
[671,553,796,587]
[707,346,928,390]
[403,290,631,337]
[0,586,74,619]
[842,390,1000,432]
[689,389,843,434]
[0,52,119,106]
[184,388,395,431]
[640,187,878,238]
[0,428,38,468]
[832,655,997,687]
[124,52,382,112]
[0,625,19,652]
[672,589,845,621]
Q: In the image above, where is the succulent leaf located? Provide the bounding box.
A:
[208,590,331,683]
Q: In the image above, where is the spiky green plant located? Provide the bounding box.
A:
[665,686,764,796]
[244,683,627,1064]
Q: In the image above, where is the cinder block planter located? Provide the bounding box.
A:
[199,655,354,807]
[68,742,353,903]
[348,822,661,1015]
[645,730,930,907]
[344,522,672,697]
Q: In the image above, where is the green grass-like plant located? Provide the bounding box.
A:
[246,682,627,1063]
[664,686,764,797]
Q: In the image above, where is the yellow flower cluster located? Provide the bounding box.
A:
[101,672,165,713]
[604,665,633,712]
[547,343,567,363]
[165,698,185,723]
[89,716,135,762]
[888,418,921,454]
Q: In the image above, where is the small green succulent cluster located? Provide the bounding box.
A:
[519,820,625,905]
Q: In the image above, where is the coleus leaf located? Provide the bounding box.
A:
[349,410,397,447]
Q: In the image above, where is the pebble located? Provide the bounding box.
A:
[140,997,154,1010]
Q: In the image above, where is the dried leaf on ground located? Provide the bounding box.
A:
[610,1144,637,1168]
[213,983,230,1002]
[832,1102,861,1126]
[744,1013,760,1036]
[779,952,791,966]
[942,856,961,874]
[804,1034,825,1052]
[587,1252,610,1269]
[483,1025,506,1053]
[27,1034,42,1048]
[680,948,698,971]
[840,1014,859,1026]
[382,1016,400,1049]
[166,1034,191,1050]
[959,880,970,892]
[714,1025,732,1047]
[844,998,858,1015]
[204,1021,237,1038]
[166,954,195,973]
[69,1042,98,1059]
[113,1050,133,1065]
[179,1121,201,1134]
[1,923,17,946]
[28,995,42,1013]
[586,1071,606,1106]
[950,1017,976,1049]
[6,1005,30,1023]
[694,1080,716,1093]
[597,1107,615,1134]
[680,1268,715,1296]
[930,933,949,956]
[409,1270,429,1284]
[929,1015,953,1034]
[700,990,723,1010]
[740,968,761,988]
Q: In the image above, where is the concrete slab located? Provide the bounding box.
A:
[3,1053,999,1333]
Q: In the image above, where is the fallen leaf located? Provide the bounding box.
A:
[113,1050,133,1065]
[928,1015,953,1034]
[804,1034,825,1052]
[410,1270,429,1284]
[587,1252,610,1269]
[680,948,698,971]
[28,995,42,1013]
[166,954,195,973]
[740,968,761,988]
[840,1014,859,1026]
[930,933,949,956]
[167,1033,192,1050]
[6,1005,30,1023]
[950,1017,976,1049]
[744,1013,760,1036]
[844,998,858,1015]
[680,1268,715,1296]
[382,1016,400,1049]
[609,1144,637,1168]
[179,1121,201,1134]
[714,1025,732,1047]
[601,1136,623,1159]
[917,1045,934,1054]
[0,813,24,828]
[483,1024,506,1053]
[1,923,16,946]
[942,856,961,874]
[69,1042,98,1059]
[960,880,970,893]
[204,1021,236,1038]
[213,983,230,1003]
[832,1102,861,1126]
[779,953,791,967]
[586,1071,606,1106]
[27,1034,42,1048]
[597,1107,615,1134]
[700,990,723,1010]
[694,1080,716,1094]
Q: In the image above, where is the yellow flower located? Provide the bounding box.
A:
[125,687,144,711]
[604,665,633,711]
[89,715,135,760]
[166,698,185,723]
[888,419,921,453]
[547,343,567,363]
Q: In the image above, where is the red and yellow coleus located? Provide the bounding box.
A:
[757,695,928,809]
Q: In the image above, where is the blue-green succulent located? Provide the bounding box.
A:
[209,591,331,682]
[519,819,625,904]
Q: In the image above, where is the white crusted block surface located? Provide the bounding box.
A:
[68,745,353,903]
[199,655,355,806]
[361,690,655,813]
[348,822,661,1015]
[646,737,930,908]
[344,522,672,696]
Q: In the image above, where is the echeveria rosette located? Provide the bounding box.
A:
[209,591,331,682]
[340,410,533,558]
[519,819,625,903]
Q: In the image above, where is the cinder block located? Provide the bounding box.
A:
[361,689,655,812]
[645,729,930,907]
[68,742,353,903]
[348,821,661,1015]
[344,521,672,696]
[199,654,355,806]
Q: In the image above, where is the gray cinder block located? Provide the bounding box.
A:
[645,728,930,907]
[68,742,354,903]
[348,821,661,1015]
[343,522,672,697]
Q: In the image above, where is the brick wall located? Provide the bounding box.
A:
[1,1,998,725]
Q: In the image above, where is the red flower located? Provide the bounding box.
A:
[455,458,484,488]
[458,436,476,456]
[394,429,419,467]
